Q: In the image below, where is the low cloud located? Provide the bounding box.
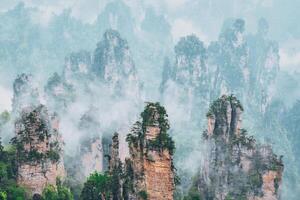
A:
[0,85,12,112]
[171,18,209,44]
[280,49,300,72]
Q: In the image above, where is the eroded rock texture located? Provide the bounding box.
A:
[126,103,175,200]
[78,109,103,178]
[13,105,65,196]
[197,95,283,200]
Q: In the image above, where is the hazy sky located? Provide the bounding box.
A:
[0,0,300,112]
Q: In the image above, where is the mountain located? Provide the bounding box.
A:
[193,95,283,200]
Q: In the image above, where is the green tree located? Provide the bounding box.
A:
[42,179,73,200]
[43,185,58,200]
[80,172,111,200]
[0,191,7,200]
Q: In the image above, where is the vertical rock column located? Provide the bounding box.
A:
[197,95,283,200]
[126,103,175,200]
[13,105,65,196]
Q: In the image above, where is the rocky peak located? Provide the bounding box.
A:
[161,35,209,123]
[206,95,243,138]
[93,29,134,80]
[109,133,123,200]
[92,29,139,97]
[64,50,92,81]
[109,132,121,171]
[247,19,279,113]
[197,95,283,200]
[45,72,75,111]
[174,35,207,87]
[77,108,103,178]
[210,19,248,97]
[12,104,65,196]
[126,102,176,200]
[12,73,40,114]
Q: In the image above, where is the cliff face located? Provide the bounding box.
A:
[92,29,140,98]
[75,109,103,179]
[79,137,103,178]
[13,105,65,195]
[126,103,175,200]
[161,35,209,122]
[197,95,283,200]
[45,72,75,112]
[12,73,40,114]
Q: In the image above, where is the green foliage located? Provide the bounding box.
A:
[141,102,175,155]
[0,111,10,126]
[231,129,255,150]
[225,195,234,200]
[206,95,244,119]
[122,159,134,200]
[0,191,7,200]
[42,179,73,200]
[274,177,279,194]
[148,132,175,155]
[248,171,263,192]
[0,138,26,200]
[80,172,111,200]
[225,194,247,200]
[174,35,205,59]
[43,185,58,200]
[46,149,60,162]
[138,190,148,200]
[6,185,26,200]
[10,106,61,164]
[183,187,201,200]
[110,162,123,200]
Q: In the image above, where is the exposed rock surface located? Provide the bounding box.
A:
[45,72,75,112]
[12,73,40,114]
[126,103,176,200]
[92,29,140,98]
[196,95,283,200]
[161,35,209,122]
[13,105,65,195]
[79,137,103,177]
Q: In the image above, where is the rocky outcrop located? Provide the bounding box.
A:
[92,29,140,98]
[78,109,103,178]
[79,137,103,178]
[109,133,123,200]
[247,18,279,113]
[196,95,283,200]
[126,102,176,200]
[45,72,75,112]
[208,19,249,100]
[64,50,92,82]
[161,35,209,122]
[12,105,65,196]
[12,73,40,114]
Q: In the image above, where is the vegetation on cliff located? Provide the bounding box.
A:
[0,138,27,200]
[41,179,73,200]
[190,95,284,200]
[127,102,175,155]
[11,105,61,164]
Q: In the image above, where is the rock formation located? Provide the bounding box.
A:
[161,35,209,123]
[64,50,92,82]
[12,73,40,114]
[12,105,65,196]
[195,95,283,200]
[76,108,103,179]
[79,137,103,178]
[92,29,140,98]
[109,133,123,200]
[45,72,75,112]
[125,102,176,200]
